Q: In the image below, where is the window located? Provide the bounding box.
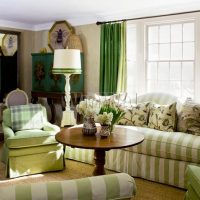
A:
[146,22,195,101]
[126,18,196,102]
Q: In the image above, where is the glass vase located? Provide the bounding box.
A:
[82,117,97,136]
[100,125,111,137]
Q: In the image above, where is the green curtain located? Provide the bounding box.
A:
[99,22,126,95]
[117,22,126,93]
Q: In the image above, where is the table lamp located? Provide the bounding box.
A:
[52,49,81,126]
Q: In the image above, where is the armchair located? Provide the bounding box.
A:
[2,104,64,178]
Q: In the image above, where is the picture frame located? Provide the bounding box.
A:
[48,20,74,51]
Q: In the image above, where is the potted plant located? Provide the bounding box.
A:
[97,100,126,134]
[76,99,100,135]
[95,112,113,136]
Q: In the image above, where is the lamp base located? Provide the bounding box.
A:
[61,110,76,127]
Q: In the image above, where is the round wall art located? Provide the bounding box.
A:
[48,20,74,51]
[2,34,18,56]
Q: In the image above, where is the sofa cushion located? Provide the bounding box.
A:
[148,102,177,132]
[10,104,44,131]
[177,102,200,135]
[6,130,58,148]
[124,126,200,163]
[118,102,150,127]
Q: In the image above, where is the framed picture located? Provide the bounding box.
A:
[2,34,18,56]
[48,20,74,51]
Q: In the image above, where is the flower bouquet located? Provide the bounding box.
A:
[96,100,126,134]
[76,99,100,135]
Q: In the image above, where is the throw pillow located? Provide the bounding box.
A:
[94,93,127,103]
[177,102,200,135]
[118,102,151,127]
[148,102,177,132]
[10,104,44,131]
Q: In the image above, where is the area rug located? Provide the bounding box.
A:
[0,158,185,200]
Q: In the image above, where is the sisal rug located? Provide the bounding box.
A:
[0,159,185,200]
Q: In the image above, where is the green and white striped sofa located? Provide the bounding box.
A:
[0,173,136,200]
[65,93,200,189]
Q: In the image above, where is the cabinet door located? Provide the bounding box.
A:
[32,53,65,92]
[32,53,84,93]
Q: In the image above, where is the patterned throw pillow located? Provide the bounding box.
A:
[148,102,177,132]
[177,102,200,135]
[118,102,151,127]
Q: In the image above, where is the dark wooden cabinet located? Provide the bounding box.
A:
[32,53,84,93]
[0,53,18,101]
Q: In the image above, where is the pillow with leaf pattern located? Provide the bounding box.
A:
[148,102,177,132]
[118,102,151,127]
[177,102,200,135]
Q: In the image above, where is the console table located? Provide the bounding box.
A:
[31,91,83,124]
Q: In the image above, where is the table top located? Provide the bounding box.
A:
[56,125,144,150]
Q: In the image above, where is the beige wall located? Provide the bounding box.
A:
[32,24,101,95]
[0,23,100,99]
[75,24,100,95]
[20,30,35,97]
[0,27,36,99]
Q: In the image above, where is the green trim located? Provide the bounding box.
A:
[47,182,63,200]
[15,184,31,200]
[104,175,120,199]
[52,68,82,74]
[76,179,92,199]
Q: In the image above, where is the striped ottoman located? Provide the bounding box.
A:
[0,173,136,200]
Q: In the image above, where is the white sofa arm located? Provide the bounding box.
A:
[0,173,136,200]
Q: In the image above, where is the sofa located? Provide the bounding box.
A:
[185,165,200,200]
[2,104,64,178]
[65,93,200,189]
[0,173,136,200]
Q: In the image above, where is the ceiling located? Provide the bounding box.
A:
[0,0,200,30]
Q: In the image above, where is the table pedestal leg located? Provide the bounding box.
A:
[93,149,106,176]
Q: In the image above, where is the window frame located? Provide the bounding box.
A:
[145,19,196,101]
[126,14,200,102]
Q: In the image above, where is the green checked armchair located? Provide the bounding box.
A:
[2,104,64,178]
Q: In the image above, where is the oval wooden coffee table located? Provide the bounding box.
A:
[56,125,144,176]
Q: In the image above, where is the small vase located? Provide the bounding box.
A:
[100,125,111,137]
[82,117,97,136]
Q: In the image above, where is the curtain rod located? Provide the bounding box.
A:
[96,9,200,25]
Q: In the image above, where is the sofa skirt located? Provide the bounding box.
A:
[7,146,64,178]
[65,146,199,189]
